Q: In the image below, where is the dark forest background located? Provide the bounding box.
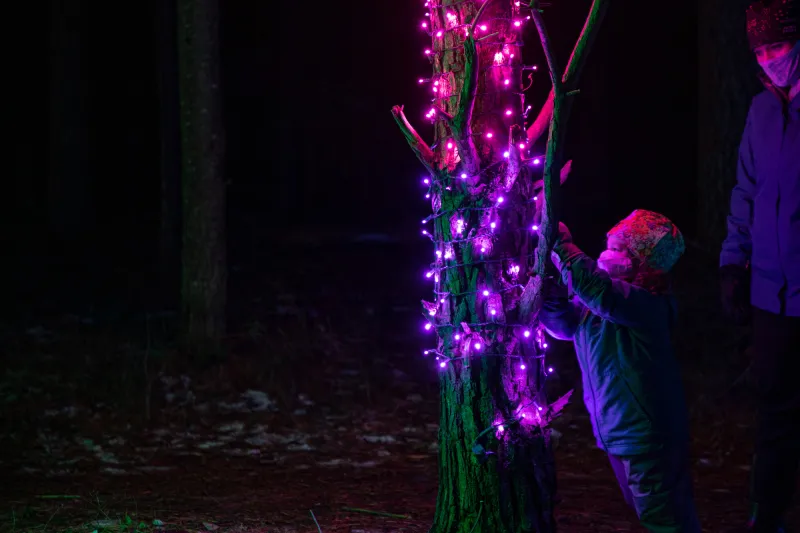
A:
[4,0,760,321]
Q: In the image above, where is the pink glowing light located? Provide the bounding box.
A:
[490,309,496,315]
[429,309,436,316]
[504,79,510,85]
[433,87,438,93]
[424,49,431,55]
[421,22,427,28]
[514,20,521,27]
[447,142,453,149]
[503,151,509,158]
[479,24,487,31]
[533,158,541,165]
[482,290,490,296]
[505,109,512,116]
[486,132,493,138]
[490,222,496,229]
[497,196,504,203]
[497,424,505,432]
[418,78,424,84]
[519,143,526,149]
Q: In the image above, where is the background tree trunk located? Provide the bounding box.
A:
[697,0,760,250]
[157,0,182,311]
[48,0,92,260]
[177,0,227,353]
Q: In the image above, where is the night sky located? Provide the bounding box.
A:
[6,0,699,310]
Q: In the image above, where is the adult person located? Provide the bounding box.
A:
[720,1,800,531]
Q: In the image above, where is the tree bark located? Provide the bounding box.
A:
[157,0,182,310]
[177,0,227,353]
[393,1,603,531]
[48,0,92,256]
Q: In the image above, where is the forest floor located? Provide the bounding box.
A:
[0,236,796,532]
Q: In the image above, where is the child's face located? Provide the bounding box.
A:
[606,236,630,255]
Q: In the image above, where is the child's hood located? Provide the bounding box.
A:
[606,209,685,273]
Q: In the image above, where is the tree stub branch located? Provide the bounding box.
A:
[391,105,436,173]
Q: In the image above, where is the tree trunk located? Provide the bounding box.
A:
[177,0,227,353]
[697,0,760,249]
[393,1,605,530]
[48,0,92,257]
[428,1,557,530]
[157,0,182,311]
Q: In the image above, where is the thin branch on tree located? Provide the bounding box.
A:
[526,0,609,146]
[391,105,436,173]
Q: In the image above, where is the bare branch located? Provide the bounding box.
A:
[391,105,436,173]
[526,90,554,146]
[562,0,609,88]
[526,0,609,145]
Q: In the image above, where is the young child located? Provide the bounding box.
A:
[540,209,700,532]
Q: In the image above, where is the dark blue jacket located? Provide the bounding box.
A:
[541,247,690,456]
[720,87,800,316]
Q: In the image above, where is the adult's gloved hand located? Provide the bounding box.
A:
[719,263,751,326]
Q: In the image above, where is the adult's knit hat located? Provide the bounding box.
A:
[746,0,800,50]
[607,210,685,273]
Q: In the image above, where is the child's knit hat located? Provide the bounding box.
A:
[606,209,685,273]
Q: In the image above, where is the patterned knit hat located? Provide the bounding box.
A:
[746,0,799,50]
[606,210,685,273]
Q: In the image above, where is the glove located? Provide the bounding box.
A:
[719,264,751,325]
[550,222,577,272]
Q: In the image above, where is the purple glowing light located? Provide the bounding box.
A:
[497,196,504,203]
[533,158,541,165]
[503,151,510,158]
[486,132,493,138]
[520,363,526,370]
[474,343,482,350]
[424,323,432,331]
[523,330,531,338]
[460,173,467,179]
[505,109,512,116]
[440,361,446,368]
[482,290,490,296]
[532,225,539,231]
[548,366,554,373]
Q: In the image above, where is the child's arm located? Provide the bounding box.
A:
[539,277,583,340]
[550,222,657,327]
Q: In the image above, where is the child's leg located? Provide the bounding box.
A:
[608,454,635,508]
[613,447,701,533]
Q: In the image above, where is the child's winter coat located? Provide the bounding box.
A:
[540,210,689,456]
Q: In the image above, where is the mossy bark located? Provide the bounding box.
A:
[177,0,227,353]
[427,2,557,531]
